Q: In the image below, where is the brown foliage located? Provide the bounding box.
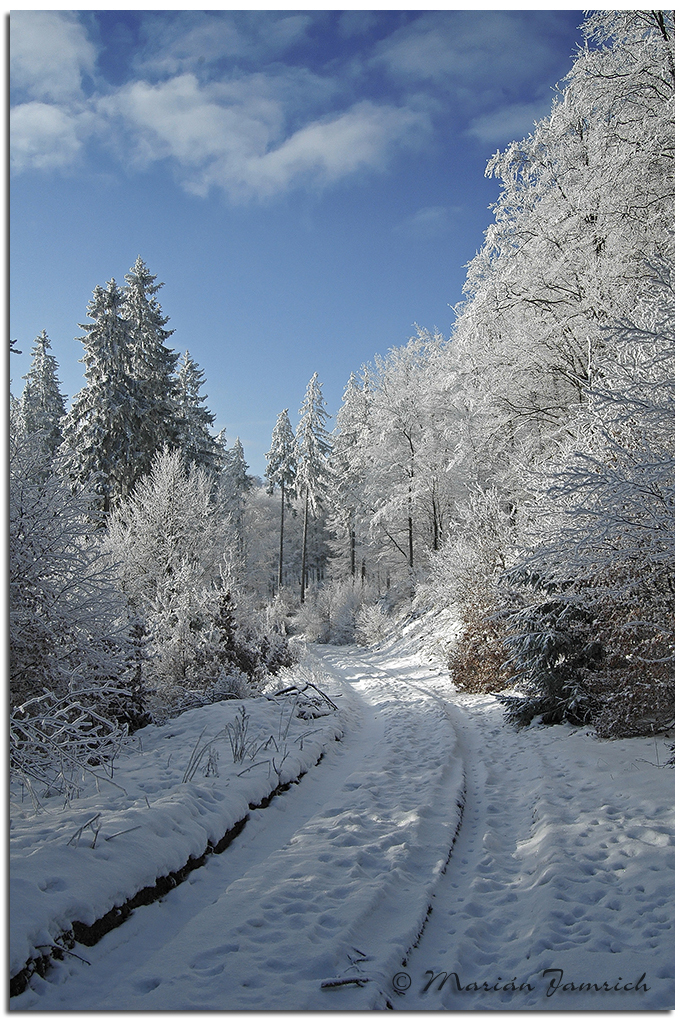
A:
[447,600,515,695]
[588,661,674,739]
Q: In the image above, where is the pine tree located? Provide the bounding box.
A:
[174,350,222,474]
[18,330,66,455]
[123,256,180,450]
[61,280,155,512]
[295,373,331,602]
[265,409,297,588]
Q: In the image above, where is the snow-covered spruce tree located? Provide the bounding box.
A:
[295,373,331,603]
[499,260,674,735]
[220,437,254,558]
[222,437,252,506]
[265,409,298,589]
[17,330,66,456]
[122,256,180,451]
[61,280,157,512]
[9,423,130,710]
[174,350,223,475]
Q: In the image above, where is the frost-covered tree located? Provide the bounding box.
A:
[501,259,674,735]
[265,409,298,588]
[105,447,231,709]
[17,330,66,455]
[362,332,456,582]
[446,9,675,495]
[9,425,129,708]
[395,13,675,739]
[223,437,251,500]
[123,256,180,450]
[221,437,253,556]
[174,350,222,475]
[106,447,292,714]
[295,373,331,602]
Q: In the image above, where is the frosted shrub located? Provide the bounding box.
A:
[209,669,253,702]
[354,603,388,647]
[264,591,296,636]
[294,578,376,644]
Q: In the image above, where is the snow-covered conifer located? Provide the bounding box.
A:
[61,280,156,511]
[223,437,252,500]
[295,373,331,602]
[265,409,297,588]
[174,350,222,475]
[122,256,180,450]
[17,330,66,455]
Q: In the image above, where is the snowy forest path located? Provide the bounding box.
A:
[22,645,464,1011]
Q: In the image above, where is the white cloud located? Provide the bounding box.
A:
[374,11,570,108]
[8,11,570,196]
[236,102,429,199]
[99,75,283,169]
[395,205,463,239]
[467,100,553,145]
[10,11,96,103]
[10,103,89,171]
[135,12,313,79]
[100,74,429,201]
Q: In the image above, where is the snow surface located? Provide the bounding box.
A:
[10,642,674,1011]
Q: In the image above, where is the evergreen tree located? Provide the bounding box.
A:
[122,256,180,450]
[265,409,297,588]
[295,373,331,602]
[18,330,66,455]
[174,350,222,474]
[222,437,253,555]
[61,279,156,512]
[224,437,251,499]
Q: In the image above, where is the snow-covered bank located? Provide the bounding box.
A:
[10,673,344,989]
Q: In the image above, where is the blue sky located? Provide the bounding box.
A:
[10,8,583,474]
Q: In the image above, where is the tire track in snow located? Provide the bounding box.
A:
[384,688,674,1011]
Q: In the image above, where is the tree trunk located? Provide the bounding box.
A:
[350,524,356,577]
[300,497,309,603]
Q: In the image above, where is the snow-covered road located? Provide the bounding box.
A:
[12,644,674,1011]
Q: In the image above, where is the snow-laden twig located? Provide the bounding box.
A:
[10,689,129,807]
